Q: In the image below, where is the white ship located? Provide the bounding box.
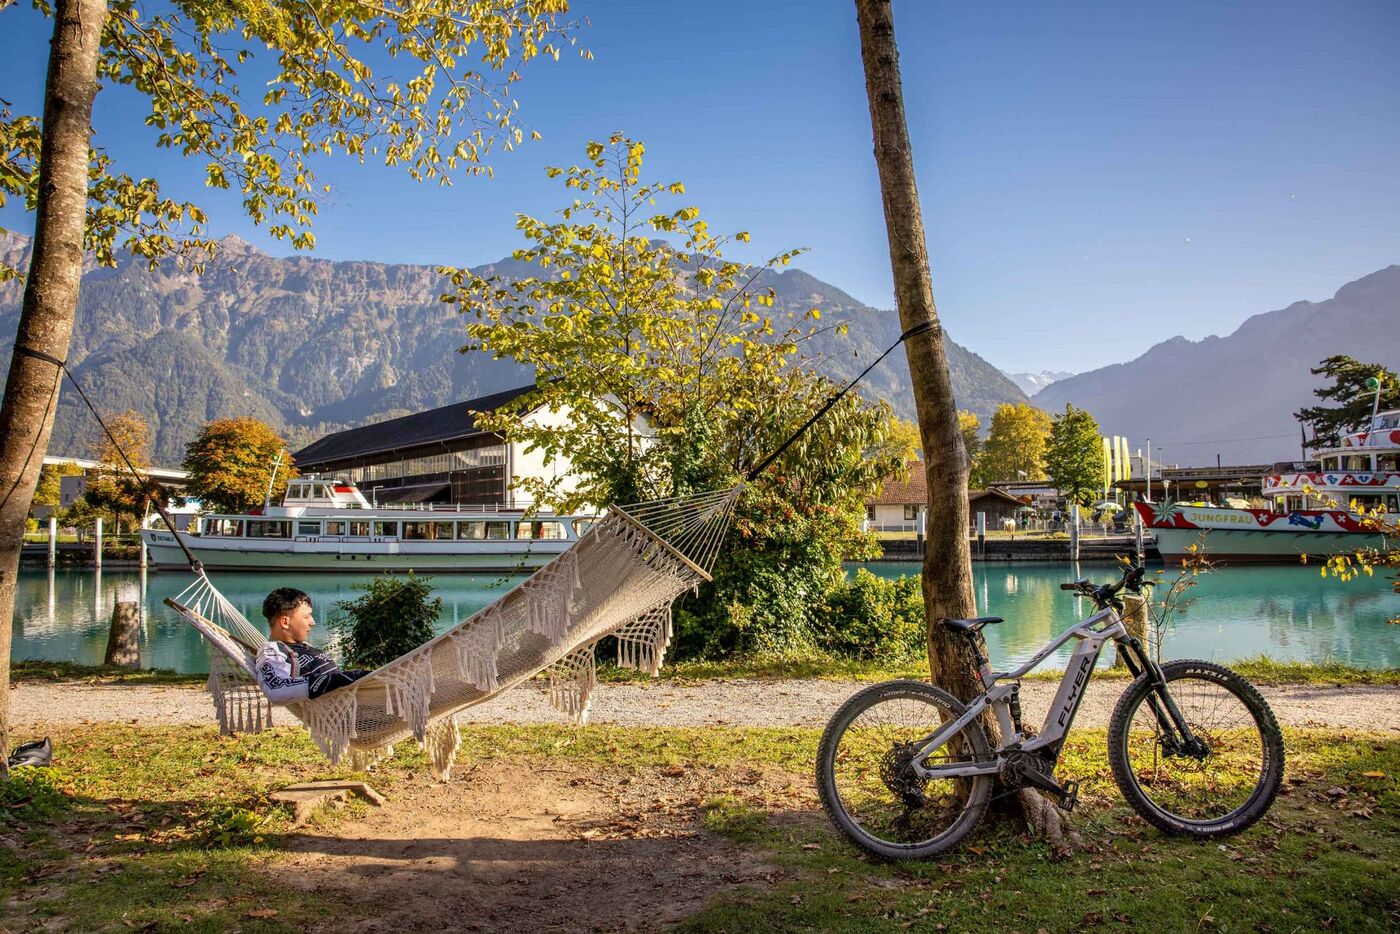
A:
[142,477,593,572]
[1138,408,1398,563]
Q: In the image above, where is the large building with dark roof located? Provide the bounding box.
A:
[293,384,574,506]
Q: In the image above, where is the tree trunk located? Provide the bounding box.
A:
[854,0,1078,848]
[104,601,141,669]
[853,0,978,692]
[0,0,107,779]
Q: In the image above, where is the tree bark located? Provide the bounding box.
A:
[854,0,1078,849]
[853,0,979,690]
[0,0,107,778]
[104,601,141,668]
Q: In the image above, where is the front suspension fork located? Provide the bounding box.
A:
[1117,637,1204,756]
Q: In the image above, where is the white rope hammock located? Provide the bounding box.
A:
[165,487,741,779]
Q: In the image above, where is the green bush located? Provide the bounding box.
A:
[330,573,441,668]
[815,569,926,660]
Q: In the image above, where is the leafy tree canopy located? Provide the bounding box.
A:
[978,402,1051,484]
[182,416,298,513]
[445,136,914,656]
[0,0,585,279]
[1044,403,1103,506]
[1295,355,1399,451]
[80,409,160,529]
[30,460,82,515]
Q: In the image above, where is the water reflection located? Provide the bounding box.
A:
[858,562,1399,671]
[12,568,527,673]
[10,563,1400,674]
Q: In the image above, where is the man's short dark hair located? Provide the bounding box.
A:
[263,587,312,622]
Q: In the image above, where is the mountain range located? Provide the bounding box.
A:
[0,232,1026,463]
[1010,370,1074,397]
[1033,265,1400,465]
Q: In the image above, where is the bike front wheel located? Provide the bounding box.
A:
[1108,659,1284,838]
[816,680,993,860]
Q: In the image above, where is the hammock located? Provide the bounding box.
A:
[165,488,740,779]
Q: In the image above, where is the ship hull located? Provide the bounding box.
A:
[142,531,564,573]
[1135,503,1391,564]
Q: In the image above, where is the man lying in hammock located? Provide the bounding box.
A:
[255,588,370,703]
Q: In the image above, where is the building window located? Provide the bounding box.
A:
[903,505,918,521]
[866,506,875,521]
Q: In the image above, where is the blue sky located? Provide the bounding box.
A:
[3,0,1398,374]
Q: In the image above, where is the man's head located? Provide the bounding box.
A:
[263,588,314,643]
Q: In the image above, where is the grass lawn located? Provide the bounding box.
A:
[2,721,1396,932]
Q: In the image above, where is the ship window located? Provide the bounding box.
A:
[325,520,346,536]
[297,521,321,537]
[248,520,290,538]
[1378,454,1398,471]
[486,521,511,540]
[208,518,243,537]
[572,519,594,537]
[516,521,564,540]
[458,521,486,540]
[1344,455,1370,470]
[373,521,399,538]
[433,522,455,540]
[402,522,432,541]
[348,520,371,536]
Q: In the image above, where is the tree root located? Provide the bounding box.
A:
[1016,788,1084,855]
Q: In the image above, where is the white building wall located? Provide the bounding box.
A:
[508,405,581,509]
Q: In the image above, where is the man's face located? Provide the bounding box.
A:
[274,602,315,643]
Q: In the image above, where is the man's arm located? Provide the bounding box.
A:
[254,642,309,704]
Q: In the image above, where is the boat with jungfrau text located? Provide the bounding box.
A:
[1137,408,1398,564]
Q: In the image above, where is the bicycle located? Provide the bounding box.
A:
[815,564,1284,859]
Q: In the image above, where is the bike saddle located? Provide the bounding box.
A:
[940,616,1004,634]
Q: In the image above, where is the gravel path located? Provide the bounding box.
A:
[12,677,1400,732]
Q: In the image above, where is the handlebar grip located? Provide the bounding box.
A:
[1059,583,1080,591]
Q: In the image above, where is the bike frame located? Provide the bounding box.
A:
[909,604,1197,780]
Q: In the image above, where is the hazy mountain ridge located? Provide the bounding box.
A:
[1033,265,1400,465]
[0,234,1027,462]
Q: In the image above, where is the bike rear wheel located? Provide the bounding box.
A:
[816,680,993,860]
[1108,659,1283,838]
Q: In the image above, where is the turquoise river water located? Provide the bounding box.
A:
[9,563,1399,674]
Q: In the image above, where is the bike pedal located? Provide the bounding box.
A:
[1058,780,1080,813]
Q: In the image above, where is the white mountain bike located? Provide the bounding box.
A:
[816,565,1285,859]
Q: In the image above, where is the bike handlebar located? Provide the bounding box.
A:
[1061,564,1151,608]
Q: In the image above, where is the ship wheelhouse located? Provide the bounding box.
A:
[1263,408,1400,514]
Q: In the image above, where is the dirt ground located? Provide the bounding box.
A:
[278,758,792,934]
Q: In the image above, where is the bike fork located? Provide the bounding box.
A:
[1117,637,1201,754]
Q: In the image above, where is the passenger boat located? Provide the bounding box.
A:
[141,477,593,572]
[1137,409,1398,564]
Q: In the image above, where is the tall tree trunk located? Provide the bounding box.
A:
[854,0,1077,848]
[0,0,106,778]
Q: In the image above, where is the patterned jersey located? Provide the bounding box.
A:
[254,640,369,703]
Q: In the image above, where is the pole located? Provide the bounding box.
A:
[1135,510,1145,563]
[93,516,102,569]
[976,511,986,558]
[1146,438,1152,502]
[1367,376,1384,448]
[918,506,926,556]
[1070,504,1080,561]
[47,516,57,568]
